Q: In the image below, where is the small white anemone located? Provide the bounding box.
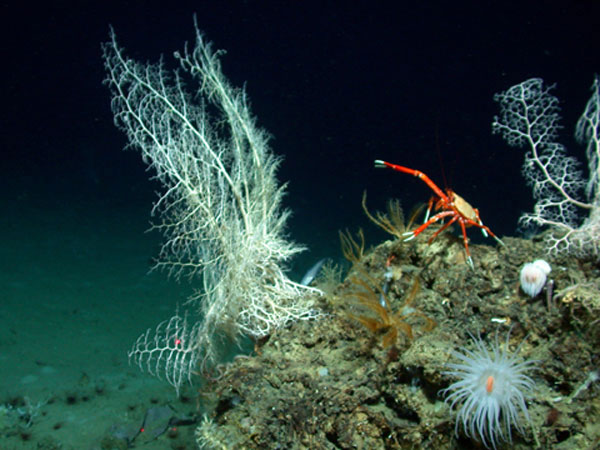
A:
[520,259,551,298]
[441,330,537,449]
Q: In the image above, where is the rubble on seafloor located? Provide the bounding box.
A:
[196,229,600,449]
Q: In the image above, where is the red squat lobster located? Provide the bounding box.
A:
[375,160,504,269]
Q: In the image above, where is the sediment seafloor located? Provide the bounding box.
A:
[196,231,600,449]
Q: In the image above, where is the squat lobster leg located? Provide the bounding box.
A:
[375,159,503,268]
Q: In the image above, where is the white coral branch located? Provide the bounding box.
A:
[493,76,600,258]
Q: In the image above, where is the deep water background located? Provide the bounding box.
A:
[4,2,599,265]
[0,1,598,445]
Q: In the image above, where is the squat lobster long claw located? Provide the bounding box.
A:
[375,159,504,269]
[375,160,448,204]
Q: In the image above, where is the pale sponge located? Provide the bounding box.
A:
[519,259,551,298]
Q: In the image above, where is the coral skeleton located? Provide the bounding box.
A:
[103,20,321,393]
[493,76,600,258]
